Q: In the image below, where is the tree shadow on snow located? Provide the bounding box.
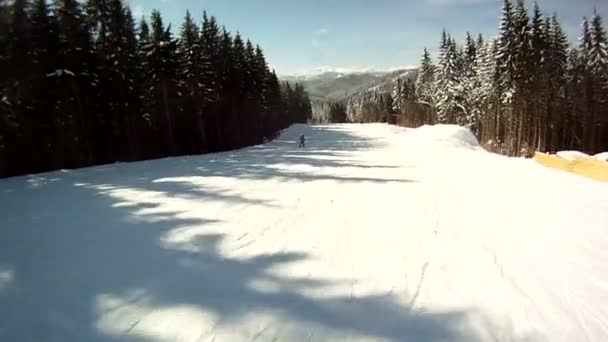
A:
[0,185,475,341]
[16,125,417,185]
[0,125,476,341]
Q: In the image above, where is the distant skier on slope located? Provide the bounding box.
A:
[299,134,306,148]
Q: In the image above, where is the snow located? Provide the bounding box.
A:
[1,123,607,342]
[400,124,481,149]
[595,152,608,162]
[556,150,591,161]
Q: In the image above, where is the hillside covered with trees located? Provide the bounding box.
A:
[0,0,311,178]
[334,0,608,156]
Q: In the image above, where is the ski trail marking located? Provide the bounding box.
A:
[408,261,430,312]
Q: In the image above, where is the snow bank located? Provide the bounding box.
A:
[556,151,591,161]
[555,151,608,163]
[595,152,608,162]
[402,124,480,149]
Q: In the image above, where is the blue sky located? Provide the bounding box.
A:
[126,0,607,75]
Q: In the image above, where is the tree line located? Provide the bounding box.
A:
[311,101,348,123]
[343,0,608,156]
[0,0,311,178]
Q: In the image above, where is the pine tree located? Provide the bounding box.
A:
[564,48,585,150]
[391,78,403,115]
[465,32,477,67]
[435,36,465,124]
[136,17,151,128]
[529,1,546,150]
[474,39,499,145]
[496,0,517,101]
[242,39,260,144]
[251,44,271,142]
[579,17,595,151]
[546,15,569,151]
[476,33,484,51]
[143,9,178,155]
[463,32,480,132]
[589,11,608,151]
[416,48,436,106]
[177,10,206,153]
[29,0,61,167]
[4,0,35,174]
[0,0,10,175]
[589,12,608,72]
[198,12,221,149]
[510,0,533,154]
[217,27,235,148]
[52,0,98,167]
[91,0,140,160]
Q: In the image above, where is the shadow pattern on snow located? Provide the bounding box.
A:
[0,125,473,341]
[13,125,415,185]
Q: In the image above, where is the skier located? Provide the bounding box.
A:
[299,134,306,148]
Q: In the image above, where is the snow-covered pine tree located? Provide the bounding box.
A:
[496,0,517,100]
[589,11,608,75]
[415,48,436,117]
[392,78,403,115]
[474,39,499,146]
[463,32,479,131]
[495,0,517,150]
[435,35,465,125]
[510,0,533,155]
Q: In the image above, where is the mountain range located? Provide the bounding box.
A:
[280,68,419,102]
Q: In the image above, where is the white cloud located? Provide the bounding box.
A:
[316,28,329,35]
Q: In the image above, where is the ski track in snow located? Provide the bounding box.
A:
[0,123,607,342]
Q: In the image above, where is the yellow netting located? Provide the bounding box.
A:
[534,152,608,182]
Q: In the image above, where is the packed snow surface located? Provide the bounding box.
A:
[400,124,481,150]
[556,150,591,161]
[595,152,608,162]
[1,124,607,342]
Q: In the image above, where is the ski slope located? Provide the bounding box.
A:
[1,123,607,342]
